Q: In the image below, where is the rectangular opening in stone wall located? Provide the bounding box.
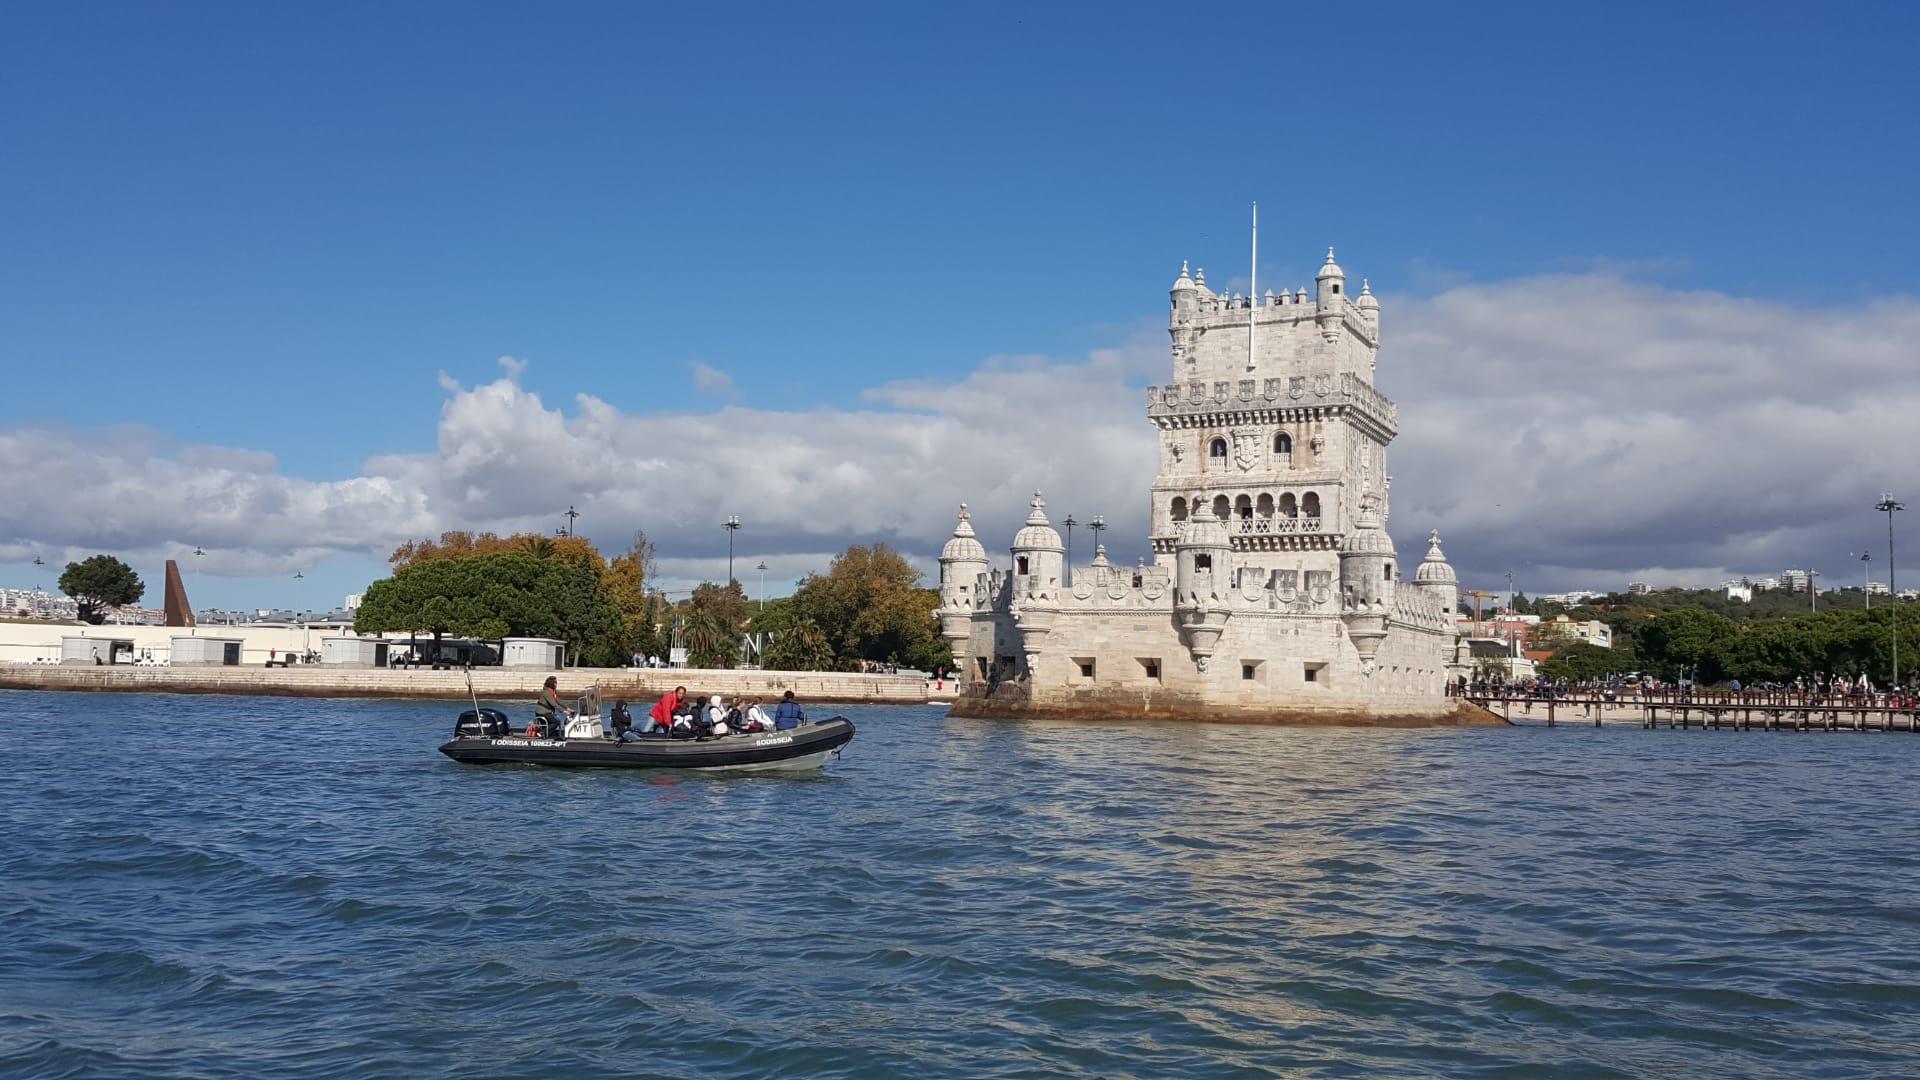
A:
[1138,658,1160,681]
[1304,662,1326,684]
[976,657,989,680]
[1241,659,1264,683]
[1074,657,1096,681]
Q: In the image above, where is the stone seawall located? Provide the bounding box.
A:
[0,665,954,705]
[948,685,1505,727]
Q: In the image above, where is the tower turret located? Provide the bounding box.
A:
[1315,247,1346,309]
[1355,277,1379,331]
[1173,499,1233,671]
[938,504,990,677]
[1338,485,1397,675]
[1008,490,1065,596]
[1412,528,1457,618]
[1170,261,1198,367]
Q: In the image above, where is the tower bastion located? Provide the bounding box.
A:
[942,248,1483,725]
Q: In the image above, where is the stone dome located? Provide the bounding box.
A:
[1340,488,1395,555]
[1413,529,1456,584]
[1011,491,1064,552]
[1171,260,1196,293]
[1316,246,1345,280]
[1355,277,1379,311]
[1178,498,1231,549]
[941,503,988,563]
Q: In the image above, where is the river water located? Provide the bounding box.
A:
[1,689,1915,1078]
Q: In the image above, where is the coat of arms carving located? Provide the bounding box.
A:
[1313,373,1333,397]
[1232,429,1262,470]
[1288,376,1305,400]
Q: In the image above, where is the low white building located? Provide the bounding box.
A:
[169,635,244,666]
[501,637,565,669]
[60,635,134,665]
[321,636,391,667]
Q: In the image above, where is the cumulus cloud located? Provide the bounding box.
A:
[2,273,1915,596]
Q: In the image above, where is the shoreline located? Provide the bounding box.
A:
[0,664,954,706]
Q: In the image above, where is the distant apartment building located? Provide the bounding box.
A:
[1781,569,1812,592]
[1866,581,1891,596]
[1724,580,1754,602]
[1627,581,1654,595]
[1540,590,1603,606]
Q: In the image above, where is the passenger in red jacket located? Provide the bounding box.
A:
[647,686,687,734]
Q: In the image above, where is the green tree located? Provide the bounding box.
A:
[355,552,624,665]
[58,555,145,624]
[763,616,836,671]
[682,580,750,667]
[789,544,945,669]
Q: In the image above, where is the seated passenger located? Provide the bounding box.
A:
[773,690,807,731]
[610,701,635,742]
[530,675,571,737]
[706,695,732,736]
[738,701,772,733]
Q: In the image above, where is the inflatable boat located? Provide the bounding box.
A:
[437,686,854,772]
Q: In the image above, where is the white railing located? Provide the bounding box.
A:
[1237,516,1323,535]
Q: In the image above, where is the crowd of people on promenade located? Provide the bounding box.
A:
[1452,672,1918,711]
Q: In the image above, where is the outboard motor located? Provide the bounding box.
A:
[455,708,512,738]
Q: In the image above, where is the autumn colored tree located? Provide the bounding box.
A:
[788,544,948,670]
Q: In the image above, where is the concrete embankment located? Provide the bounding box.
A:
[947,694,1506,727]
[0,665,956,705]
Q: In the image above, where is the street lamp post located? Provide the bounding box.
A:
[723,516,741,587]
[1506,568,1517,681]
[1063,515,1078,586]
[1861,550,1872,611]
[1809,569,1819,613]
[1089,514,1107,554]
[757,561,768,614]
[1877,494,1905,687]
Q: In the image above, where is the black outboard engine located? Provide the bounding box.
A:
[455,708,512,738]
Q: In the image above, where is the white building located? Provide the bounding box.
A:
[1627,581,1654,595]
[941,250,1465,722]
[1724,581,1754,602]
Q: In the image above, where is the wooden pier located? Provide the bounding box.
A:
[1462,689,1920,732]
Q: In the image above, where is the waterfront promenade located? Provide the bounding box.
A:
[0,663,956,705]
[1468,688,1920,732]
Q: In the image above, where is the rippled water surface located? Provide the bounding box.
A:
[2,690,1917,1077]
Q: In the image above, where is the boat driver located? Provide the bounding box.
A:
[532,675,572,737]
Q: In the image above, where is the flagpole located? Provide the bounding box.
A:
[1247,201,1258,371]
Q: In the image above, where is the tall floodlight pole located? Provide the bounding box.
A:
[723,515,741,587]
[1506,569,1517,680]
[1809,569,1819,613]
[1861,550,1872,610]
[1247,201,1258,371]
[563,505,579,538]
[757,561,768,614]
[1877,494,1904,686]
[1089,514,1107,552]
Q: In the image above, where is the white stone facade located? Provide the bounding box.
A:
[941,251,1466,721]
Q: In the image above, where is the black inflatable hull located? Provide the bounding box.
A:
[438,717,855,771]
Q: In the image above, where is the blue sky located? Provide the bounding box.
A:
[4,3,1919,610]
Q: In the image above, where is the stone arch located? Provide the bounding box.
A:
[1170,496,1188,522]
[1234,494,1253,520]
[1212,494,1230,521]
[1303,491,1322,518]
[1274,431,1293,465]
[1208,437,1227,465]
[1256,493,1274,519]
[1279,492,1298,518]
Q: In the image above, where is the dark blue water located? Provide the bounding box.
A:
[1,690,1916,1078]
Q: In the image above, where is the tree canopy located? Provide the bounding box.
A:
[58,555,145,624]
[354,552,624,665]
[786,544,948,671]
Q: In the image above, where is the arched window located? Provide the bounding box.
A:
[1274,432,1293,464]
[1303,492,1321,518]
[1212,495,1230,521]
[1170,496,1188,522]
[1209,438,1227,463]
[1256,493,1274,519]
[1383,564,1393,581]
[1279,493,1298,518]
[1234,494,1252,520]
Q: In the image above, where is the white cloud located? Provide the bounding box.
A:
[690,361,736,398]
[3,274,1916,596]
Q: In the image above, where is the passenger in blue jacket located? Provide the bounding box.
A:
[772,690,806,731]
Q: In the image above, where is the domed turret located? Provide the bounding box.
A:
[1339,485,1398,608]
[937,504,991,683]
[1356,277,1379,314]
[1172,499,1233,672]
[1315,246,1347,310]
[1170,260,1196,294]
[1413,528,1458,618]
[1009,491,1065,597]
